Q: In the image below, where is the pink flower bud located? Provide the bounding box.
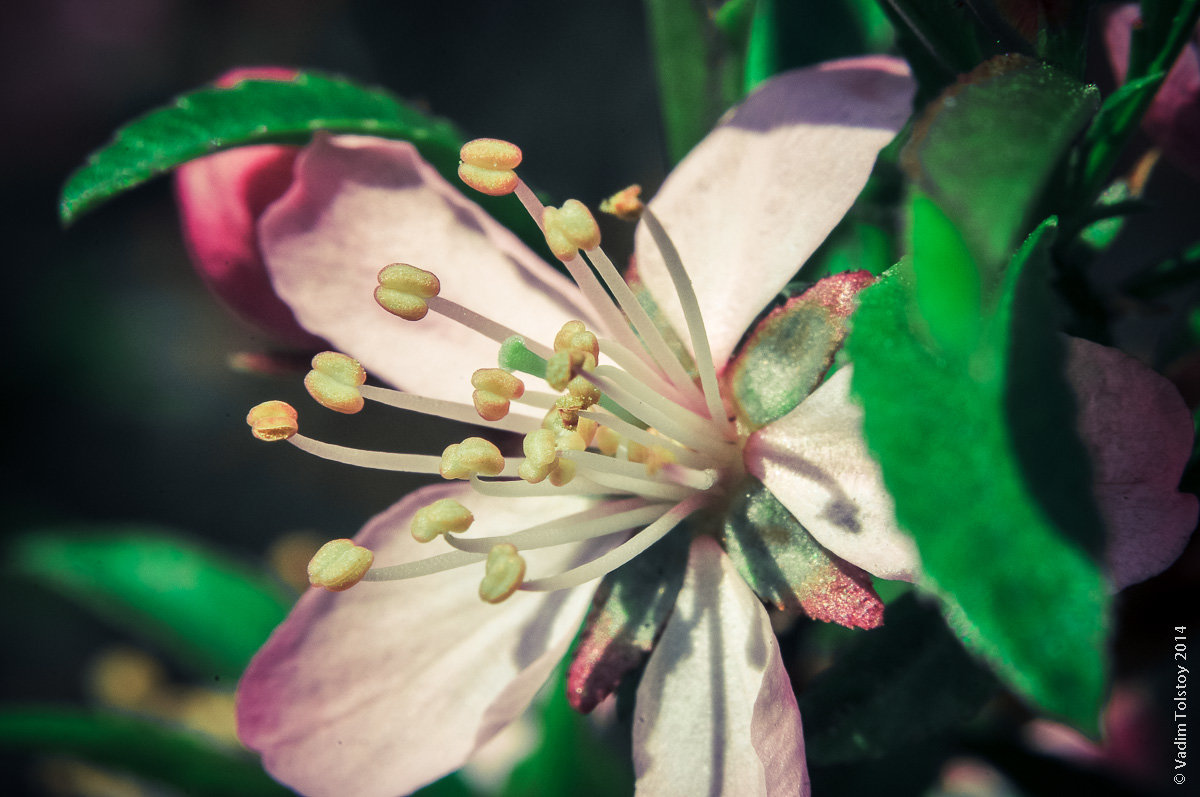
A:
[173,67,324,348]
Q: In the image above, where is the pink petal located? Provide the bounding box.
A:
[745,366,920,581]
[173,68,322,349]
[634,56,915,367]
[1065,337,1198,588]
[238,483,601,797]
[175,143,323,348]
[633,537,809,797]
[259,134,597,402]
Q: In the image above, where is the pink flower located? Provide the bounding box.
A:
[214,56,1196,797]
[174,68,324,348]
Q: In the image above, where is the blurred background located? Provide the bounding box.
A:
[3,1,1197,796]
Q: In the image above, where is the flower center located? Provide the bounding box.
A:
[248,138,743,603]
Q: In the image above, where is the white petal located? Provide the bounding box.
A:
[259,134,597,405]
[634,537,809,796]
[745,366,920,580]
[635,56,915,367]
[238,483,600,797]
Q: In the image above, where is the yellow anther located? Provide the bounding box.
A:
[458,138,523,196]
[411,498,475,543]
[594,426,621,456]
[517,428,586,485]
[471,368,526,422]
[566,375,601,408]
[543,199,601,261]
[599,184,645,221]
[304,352,367,414]
[543,406,598,446]
[307,539,374,592]
[545,350,595,392]
[548,430,586,487]
[628,440,678,476]
[246,400,298,441]
[375,263,441,321]
[479,543,526,604]
[553,320,600,363]
[440,437,505,480]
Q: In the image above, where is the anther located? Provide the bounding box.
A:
[458,139,523,196]
[246,400,298,441]
[628,440,678,476]
[307,539,374,591]
[471,368,525,422]
[599,184,644,221]
[304,352,366,414]
[479,543,526,603]
[517,428,586,485]
[542,200,601,261]
[543,406,597,446]
[553,320,599,363]
[375,263,441,321]
[411,498,475,543]
[594,426,621,456]
[440,437,505,480]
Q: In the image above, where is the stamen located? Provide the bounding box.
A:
[561,468,696,502]
[580,369,730,456]
[577,409,711,469]
[599,184,644,221]
[519,494,705,591]
[640,209,735,439]
[444,500,669,553]
[440,437,506,480]
[359,384,536,434]
[458,139,522,196]
[304,352,367,414]
[479,544,526,603]
[595,338,697,410]
[411,498,474,543]
[375,263,441,321]
[467,475,628,498]
[288,433,444,474]
[581,245,705,403]
[561,450,715,491]
[361,549,485,582]
[308,539,374,591]
[512,181,643,356]
[425,296,553,359]
[246,400,299,441]
[543,200,602,262]
[471,368,525,421]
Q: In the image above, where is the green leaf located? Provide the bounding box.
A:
[903,55,1099,274]
[0,707,289,797]
[9,527,291,681]
[743,0,894,90]
[59,72,539,252]
[798,593,996,764]
[62,72,455,225]
[644,0,752,164]
[908,193,983,351]
[1070,0,1200,207]
[846,220,1110,731]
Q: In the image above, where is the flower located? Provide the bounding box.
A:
[207,56,1198,797]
